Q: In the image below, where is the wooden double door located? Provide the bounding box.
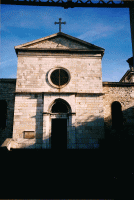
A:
[51,119,67,150]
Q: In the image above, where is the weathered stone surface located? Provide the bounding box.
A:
[1,138,13,147]
[25,36,90,50]
[103,83,134,136]
[15,56,103,94]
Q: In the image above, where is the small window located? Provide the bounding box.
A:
[0,100,7,129]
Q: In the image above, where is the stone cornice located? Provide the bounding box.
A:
[1,79,134,87]
[16,50,102,57]
[14,91,105,95]
[103,82,134,87]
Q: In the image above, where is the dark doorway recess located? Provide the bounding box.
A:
[111,101,123,130]
[51,119,67,150]
[0,100,7,129]
[52,100,68,113]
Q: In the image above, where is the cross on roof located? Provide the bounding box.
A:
[54,18,66,32]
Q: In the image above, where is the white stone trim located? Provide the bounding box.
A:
[42,94,76,149]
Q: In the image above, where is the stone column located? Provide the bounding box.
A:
[130,7,134,66]
[42,113,50,149]
[68,113,76,149]
[35,94,44,149]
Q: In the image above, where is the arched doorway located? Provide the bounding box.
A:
[50,98,71,150]
[111,101,123,130]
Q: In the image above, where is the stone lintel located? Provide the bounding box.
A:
[43,112,76,116]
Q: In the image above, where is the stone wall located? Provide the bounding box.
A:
[16,54,103,93]
[75,94,104,149]
[103,82,134,136]
[12,49,104,149]
[12,93,43,148]
[12,92,105,149]
[0,79,16,145]
[1,79,134,149]
[12,93,76,149]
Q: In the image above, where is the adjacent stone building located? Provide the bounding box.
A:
[0,32,134,150]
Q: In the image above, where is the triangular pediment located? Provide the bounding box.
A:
[15,32,104,53]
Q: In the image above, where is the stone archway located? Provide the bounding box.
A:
[42,97,76,149]
[50,98,71,150]
[49,98,72,114]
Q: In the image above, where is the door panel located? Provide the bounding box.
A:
[51,119,67,150]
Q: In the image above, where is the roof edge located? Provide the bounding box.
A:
[14,32,59,49]
[58,32,105,51]
[0,78,16,83]
[119,70,130,82]
[14,31,105,52]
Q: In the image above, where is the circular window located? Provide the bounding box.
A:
[48,67,70,88]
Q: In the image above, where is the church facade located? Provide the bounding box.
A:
[0,32,134,150]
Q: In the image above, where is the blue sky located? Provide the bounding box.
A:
[1,4,132,81]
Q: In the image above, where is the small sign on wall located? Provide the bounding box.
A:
[24,131,35,139]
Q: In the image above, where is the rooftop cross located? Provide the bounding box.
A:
[54,18,66,32]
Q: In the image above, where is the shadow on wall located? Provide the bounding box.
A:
[23,94,107,150]
[8,94,106,150]
[12,117,105,150]
[100,104,134,150]
[0,99,14,146]
[0,100,7,145]
[30,93,44,148]
[3,94,134,151]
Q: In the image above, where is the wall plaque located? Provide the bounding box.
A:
[24,131,35,139]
